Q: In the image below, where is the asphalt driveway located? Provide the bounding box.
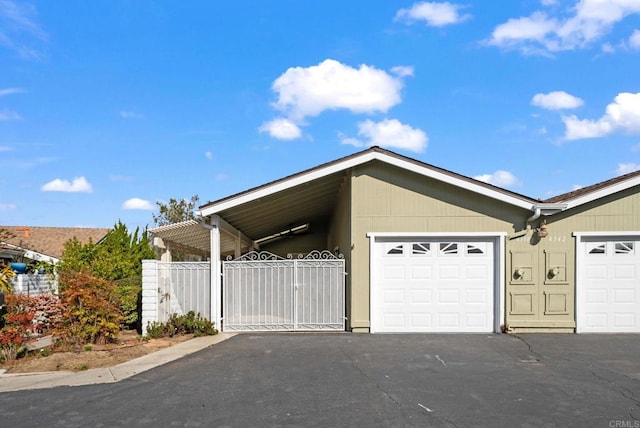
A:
[1,333,639,427]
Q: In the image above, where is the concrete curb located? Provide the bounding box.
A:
[0,333,236,393]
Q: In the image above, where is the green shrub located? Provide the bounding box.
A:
[145,311,217,339]
[115,277,142,330]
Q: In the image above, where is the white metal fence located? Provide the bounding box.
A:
[10,273,58,296]
[222,250,345,331]
[156,262,211,323]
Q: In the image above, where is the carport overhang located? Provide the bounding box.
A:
[196,147,540,257]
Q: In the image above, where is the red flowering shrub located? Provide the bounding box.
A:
[0,294,36,362]
[56,271,123,346]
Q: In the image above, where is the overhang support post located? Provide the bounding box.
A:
[209,215,222,331]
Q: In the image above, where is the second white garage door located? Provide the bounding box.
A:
[577,237,640,333]
[371,238,496,333]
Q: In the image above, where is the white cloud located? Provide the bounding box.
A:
[563,92,640,140]
[562,115,612,140]
[488,0,640,54]
[541,0,557,5]
[122,197,154,210]
[204,151,213,160]
[215,173,229,180]
[259,118,302,140]
[340,118,428,153]
[629,29,640,48]
[41,176,93,193]
[616,162,640,175]
[0,87,24,96]
[0,202,16,211]
[531,91,584,110]
[474,170,519,187]
[0,108,21,121]
[391,65,415,77]
[395,2,471,27]
[601,42,616,53]
[0,0,47,59]
[119,110,143,119]
[631,142,640,152]
[270,59,406,122]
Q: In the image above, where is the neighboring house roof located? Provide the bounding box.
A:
[544,168,640,209]
[0,226,111,262]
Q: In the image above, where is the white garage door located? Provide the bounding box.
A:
[371,238,495,333]
[578,238,640,333]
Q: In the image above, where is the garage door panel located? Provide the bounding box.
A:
[411,266,432,280]
[613,288,634,303]
[383,265,405,280]
[411,289,432,304]
[466,265,489,279]
[373,238,495,333]
[383,289,405,304]
[466,289,488,304]
[613,313,635,328]
[439,265,460,279]
[613,265,635,279]
[579,238,640,333]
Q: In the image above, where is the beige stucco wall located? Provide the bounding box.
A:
[349,161,531,332]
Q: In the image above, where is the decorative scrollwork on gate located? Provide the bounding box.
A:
[292,250,344,260]
[226,250,343,261]
[226,251,285,261]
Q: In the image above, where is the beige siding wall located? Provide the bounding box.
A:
[506,187,640,332]
[328,176,352,328]
[350,161,529,331]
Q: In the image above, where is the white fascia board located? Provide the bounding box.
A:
[22,250,58,264]
[565,176,640,210]
[535,203,568,215]
[377,154,534,211]
[200,151,533,216]
[573,231,640,238]
[199,152,378,216]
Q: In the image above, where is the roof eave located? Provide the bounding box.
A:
[198,148,535,217]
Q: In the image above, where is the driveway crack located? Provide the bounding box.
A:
[340,347,459,427]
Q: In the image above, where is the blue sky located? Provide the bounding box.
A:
[1,0,640,231]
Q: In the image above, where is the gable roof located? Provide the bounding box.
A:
[0,226,111,261]
[544,168,640,209]
[200,146,538,216]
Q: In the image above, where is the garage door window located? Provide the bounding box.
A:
[439,242,458,255]
[614,242,634,255]
[467,243,486,255]
[412,243,431,255]
[587,243,605,254]
[385,244,404,255]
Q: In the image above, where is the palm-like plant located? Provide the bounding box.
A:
[0,264,15,294]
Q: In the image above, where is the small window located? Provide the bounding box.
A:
[412,243,431,255]
[587,243,606,255]
[614,242,634,255]
[386,245,403,255]
[439,242,458,255]
[467,244,485,255]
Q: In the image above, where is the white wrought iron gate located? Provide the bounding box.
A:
[156,262,211,323]
[222,250,345,331]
